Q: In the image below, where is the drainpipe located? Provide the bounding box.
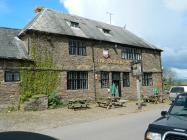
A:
[159,51,164,102]
[92,45,96,101]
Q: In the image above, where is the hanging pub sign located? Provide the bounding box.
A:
[132,60,142,76]
[103,49,109,59]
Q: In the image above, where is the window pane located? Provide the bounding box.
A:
[14,72,20,81]
[171,87,184,93]
[123,72,130,87]
[142,73,152,86]
[170,95,187,115]
[70,21,79,28]
[67,71,88,90]
[5,72,13,82]
[5,71,20,82]
[101,72,109,88]
[69,39,86,56]
[121,47,142,60]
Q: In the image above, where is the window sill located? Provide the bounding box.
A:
[69,54,87,57]
[0,81,20,85]
[66,89,89,92]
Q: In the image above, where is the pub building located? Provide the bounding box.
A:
[0,7,163,108]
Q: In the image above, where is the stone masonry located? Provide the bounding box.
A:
[0,60,24,109]
[21,32,162,101]
[0,31,162,109]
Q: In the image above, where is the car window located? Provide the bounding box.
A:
[170,95,187,116]
[170,87,184,93]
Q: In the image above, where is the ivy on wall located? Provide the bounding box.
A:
[20,33,60,102]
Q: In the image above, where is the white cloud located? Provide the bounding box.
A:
[60,0,180,38]
[60,0,84,15]
[60,0,187,79]
[164,0,187,12]
[171,68,187,79]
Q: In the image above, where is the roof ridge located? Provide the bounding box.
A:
[46,8,124,30]
[45,7,148,41]
[19,7,162,51]
[19,8,47,36]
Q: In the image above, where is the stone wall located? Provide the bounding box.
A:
[0,60,24,110]
[0,32,163,109]
[21,95,48,111]
[142,49,161,72]
[23,32,162,100]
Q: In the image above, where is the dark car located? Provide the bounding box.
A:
[0,131,58,140]
[145,93,187,140]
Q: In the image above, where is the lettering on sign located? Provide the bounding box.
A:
[97,59,130,65]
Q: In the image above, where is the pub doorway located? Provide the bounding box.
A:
[112,72,121,97]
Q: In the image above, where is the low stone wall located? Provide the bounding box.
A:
[21,95,48,111]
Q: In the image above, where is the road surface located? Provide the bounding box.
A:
[41,107,168,140]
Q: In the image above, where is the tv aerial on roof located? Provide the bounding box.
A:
[106,11,114,24]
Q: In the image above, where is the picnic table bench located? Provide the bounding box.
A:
[97,97,128,109]
[142,94,166,104]
[114,99,128,106]
[68,99,89,110]
[142,95,158,104]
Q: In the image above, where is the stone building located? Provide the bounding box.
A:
[0,7,163,108]
[0,27,30,109]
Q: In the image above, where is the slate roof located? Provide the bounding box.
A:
[19,8,162,51]
[0,27,29,60]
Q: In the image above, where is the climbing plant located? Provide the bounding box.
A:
[20,33,60,102]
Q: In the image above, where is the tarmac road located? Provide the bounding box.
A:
[41,107,168,140]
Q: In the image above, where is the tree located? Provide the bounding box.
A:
[163,68,177,90]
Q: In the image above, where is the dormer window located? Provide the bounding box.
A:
[102,28,110,34]
[97,27,112,36]
[70,21,79,28]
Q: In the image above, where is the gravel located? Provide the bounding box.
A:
[0,101,169,132]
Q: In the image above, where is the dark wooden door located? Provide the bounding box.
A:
[112,72,121,97]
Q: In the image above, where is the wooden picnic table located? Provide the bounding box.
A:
[97,97,128,109]
[68,99,89,110]
[142,94,163,104]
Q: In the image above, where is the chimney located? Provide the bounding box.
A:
[34,6,43,13]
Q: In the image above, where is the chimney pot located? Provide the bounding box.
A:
[35,6,43,13]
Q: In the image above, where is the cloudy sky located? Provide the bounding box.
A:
[0,0,187,79]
